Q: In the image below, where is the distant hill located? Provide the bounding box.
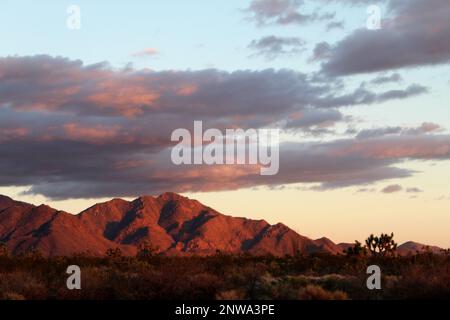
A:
[397,241,443,255]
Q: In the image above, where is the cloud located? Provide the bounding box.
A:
[312,83,428,108]
[370,73,403,85]
[0,55,447,200]
[320,0,388,4]
[310,42,332,62]
[356,187,376,193]
[3,126,450,200]
[248,36,306,60]
[0,55,426,124]
[132,48,159,57]
[325,20,344,31]
[413,122,442,134]
[406,187,423,193]
[63,123,122,144]
[285,108,342,129]
[330,134,450,160]
[356,126,403,140]
[381,184,403,193]
[356,122,442,139]
[319,0,450,76]
[245,0,334,26]
[0,127,29,142]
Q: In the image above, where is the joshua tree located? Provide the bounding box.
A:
[365,233,397,257]
[344,240,367,257]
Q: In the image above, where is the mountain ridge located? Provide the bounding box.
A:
[0,193,443,256]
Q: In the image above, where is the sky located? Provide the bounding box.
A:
[0,0,449,247]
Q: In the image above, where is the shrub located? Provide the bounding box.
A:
[298,285,348,300]
[0,272,47,300]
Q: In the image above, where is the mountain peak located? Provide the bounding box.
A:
[157,192,187,202]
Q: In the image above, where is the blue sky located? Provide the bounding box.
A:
[0,0,376,70]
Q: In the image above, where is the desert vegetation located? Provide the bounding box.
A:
[0,235,449,300]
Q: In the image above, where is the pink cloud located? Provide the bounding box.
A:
[0,127,29,142]
[132,48,160,57]
[63,123,121,144]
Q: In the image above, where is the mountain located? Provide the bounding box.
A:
[0,193,443,256]
[0,192,341,256]
[397,241,443,255]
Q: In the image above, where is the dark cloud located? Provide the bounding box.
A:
[0,55,426,126]
[310,42,332,62]
[245,0,334,26]
[0,55,446,200]
[381,184,403,193]
[320,0,450,76]
[3,128,450,200]
[248,36,306,60]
